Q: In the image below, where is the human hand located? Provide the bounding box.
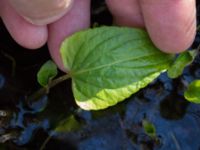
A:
[106,0,196,53]
[0,0,91,70]
[0,0,197,71]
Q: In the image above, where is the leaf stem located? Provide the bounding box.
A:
[28,74,71,103]
[48,73,71,88]
[40,135,52,150]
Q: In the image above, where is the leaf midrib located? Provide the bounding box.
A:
[71,52,169,76]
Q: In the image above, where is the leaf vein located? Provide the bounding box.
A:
[73,53,166,76]
[75,30,147,69]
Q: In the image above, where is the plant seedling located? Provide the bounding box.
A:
[142,119,161,146]
[40,115,81,150]
[35,26,175,110]
[142,119,156,139]
[33,26,199,110]
[37,60,58,87]
[184,80,200,103]
[167,50,197,79]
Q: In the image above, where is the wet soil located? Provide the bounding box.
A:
[0,0,200,150]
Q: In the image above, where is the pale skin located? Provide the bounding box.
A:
[0,0,197,71]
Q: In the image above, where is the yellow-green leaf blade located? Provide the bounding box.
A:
[167,50,197,79]
[142,119,156,138]
[54,115,81,133]
[60,27,175,110]
[37,60,58,87]
[184,80,200,103]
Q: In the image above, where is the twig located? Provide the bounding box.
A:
[1,51,16,77]
[170,131,181,150]
[40,135,52,150]
[28,73,71,104]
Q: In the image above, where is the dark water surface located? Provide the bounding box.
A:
[0,0,200,150]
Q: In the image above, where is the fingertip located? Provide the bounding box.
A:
[8,0,74,26]
[140,0,196,53]
[106,0,144,28]
[11,25,48,49]
[152,26,196,54]
[1,0,48,49]
[48,0,91,71]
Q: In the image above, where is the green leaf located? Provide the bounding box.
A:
[184,80,200,103]
[37,60,58,87]
[60,26,175,110]
[142,119,156,138]
[54,115,81,133]
[39,115,81,150]
[167,50,197,79]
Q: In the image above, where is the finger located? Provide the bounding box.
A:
[105,0,144,27]
[0,0,48,49]
[140,0,196,53]
[48,0,91,71]
[8,0,73,25]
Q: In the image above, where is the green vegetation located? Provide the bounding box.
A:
[184,80,200,103]
[36,26,200,110]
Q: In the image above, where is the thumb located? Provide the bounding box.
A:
[8,0,73,25]
[140,0,196,53]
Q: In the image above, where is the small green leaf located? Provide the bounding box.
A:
[39,115,81,150]
[60,26,175,110]
[54,115,81,133]
[167,50,197,79]
[142,119,156,138]
[37,60,58,87]
[184,80,200,103]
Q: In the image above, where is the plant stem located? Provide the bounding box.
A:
[48,73,71,89]
[170,132,181,150]
[40,135,52,150]
[197,25,200,32]
[28,74,71,103]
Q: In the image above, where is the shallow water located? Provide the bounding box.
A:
[0,0,200,150]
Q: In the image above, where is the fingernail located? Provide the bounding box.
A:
[8,0,73,25]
